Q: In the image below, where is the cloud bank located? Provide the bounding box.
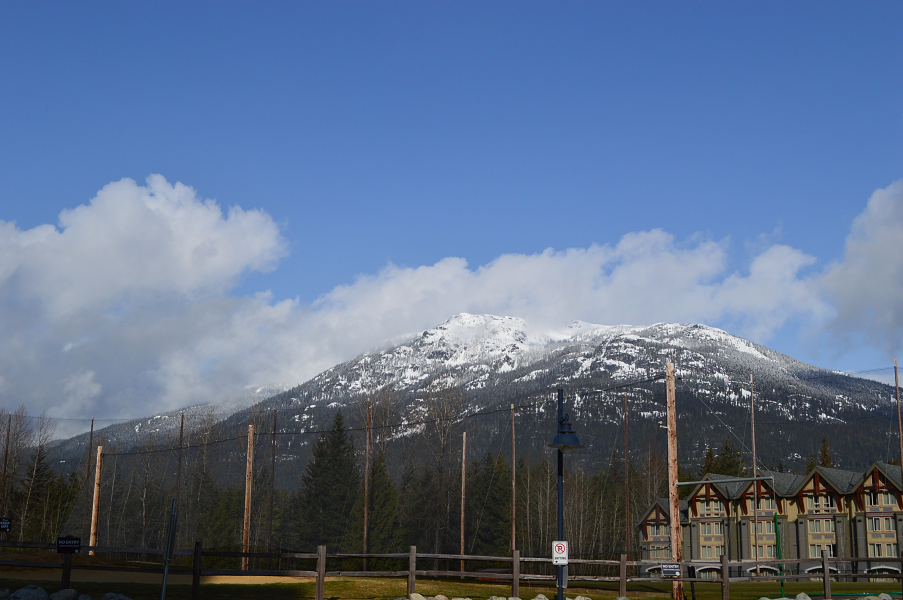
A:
[0,176,900,420]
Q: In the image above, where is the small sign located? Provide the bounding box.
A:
[0,518,10,532]
[552,540,568,566]
[661,563,682,578]
[56,536,81,554]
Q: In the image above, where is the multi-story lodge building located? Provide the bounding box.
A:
[638,462,903,579]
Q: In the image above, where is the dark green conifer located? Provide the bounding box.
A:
[291,412,360,550]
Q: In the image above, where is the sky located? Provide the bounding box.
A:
[1,2,902,428]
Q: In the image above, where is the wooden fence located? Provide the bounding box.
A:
[3,542,903,600]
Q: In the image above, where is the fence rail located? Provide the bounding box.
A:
[3,542,903,600]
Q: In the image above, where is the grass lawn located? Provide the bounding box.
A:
[0,576,901,600]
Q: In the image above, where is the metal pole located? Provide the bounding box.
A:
[269,409,277,563]
[177,412,184,505]
[364,399,370,570]
[751,375,759,577]
[511,403,516,552]
[0,414,10,519]
[624,391,631,568]
[82,417,93,539]
[895,358,902,473]
[557,389,565,600]
[242,424,254,570]
[460,430,466,572]
[666,363,683,600]
[775,512,784,598]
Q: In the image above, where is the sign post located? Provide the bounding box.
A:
[56,535,80,589]
[661,563,682,578]
[553,541,568,588]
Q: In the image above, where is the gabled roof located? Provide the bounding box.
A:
[812,465,863,494]
[868,462,903,490]
[638,498,689,524]
[688,472,749,499]
[758,469,807,495]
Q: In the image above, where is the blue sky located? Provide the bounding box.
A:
[1,2,902,422]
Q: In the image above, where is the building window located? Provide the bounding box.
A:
[883,491,894,506]
[700,522,712,535]
[757,497,776,510]
[809,544,822,558]
[807,494,836,511]
[809,520,822,533]
[826,544,836,558]
[716,545,725,557]
[887,544,899,557]
[869,543,884,558]
[699,499,724,514]
[885,517,893,532]
[648,523,667,537]
[755,520,775,534]
[701,546,713,558]
[869,517,882,532]
[866,492,879,507]
[825,519,835,533]
[650,546,672,559]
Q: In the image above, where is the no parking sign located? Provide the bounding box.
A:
[552,541,568,565]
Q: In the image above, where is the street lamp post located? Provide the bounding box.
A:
[548,389,584,600]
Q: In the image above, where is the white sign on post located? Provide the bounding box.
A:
[552,541,568,565]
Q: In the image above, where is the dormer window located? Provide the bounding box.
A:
[806,494,836,511]
[698,499,723,514]
[757,497,776,510]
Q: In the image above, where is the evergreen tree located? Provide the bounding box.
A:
[805,453,817,473]
[343,452,403,565]
[291,412,360,550]
[699,439,748,478]
[818,437,834,468]
[465,451,510,557]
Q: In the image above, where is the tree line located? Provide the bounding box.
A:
[0,393,853,568]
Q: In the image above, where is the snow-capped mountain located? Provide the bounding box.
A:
[50,314,899,477]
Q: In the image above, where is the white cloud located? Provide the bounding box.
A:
[0,175,285,320]
[821,180,903,353]
[2,175,899,423]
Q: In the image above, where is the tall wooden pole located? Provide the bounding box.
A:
[751,375,759,576]
[461,430,466,571]
[895,358,902,471]
[511,403,516,552]
[624,391,631,567]
[242,424,254,570]
[269,409,277,553]
[364,399,371,570]
[89,446,103,555]
[666,363,683,600]
[176,412,184,505]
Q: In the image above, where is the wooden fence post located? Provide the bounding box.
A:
[822,551,831,600]
[192,541,201,600]
[407,545,416,596]
[720,553,729,600]
[316,545,326,600]
[511,549,520,599]
[619,553,627,598]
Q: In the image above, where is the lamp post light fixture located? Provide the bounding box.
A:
[548,388,583,600]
